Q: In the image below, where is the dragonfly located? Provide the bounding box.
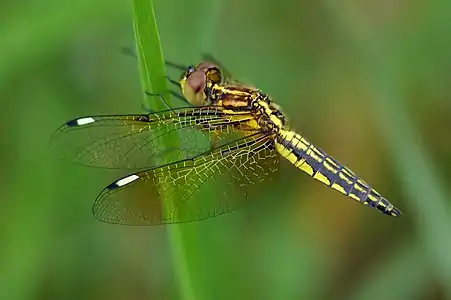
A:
[50,56,402,225]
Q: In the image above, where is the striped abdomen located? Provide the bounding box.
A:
[275,129,402,217]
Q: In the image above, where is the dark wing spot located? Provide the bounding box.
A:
[106,181,120,190]
[66,119,79,127]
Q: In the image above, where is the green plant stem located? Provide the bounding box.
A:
[132,0,168,111]
[131,1,196,300]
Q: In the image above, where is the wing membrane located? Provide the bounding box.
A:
[50,107,256,169]
[93,132,279,225]
[201,53,233,79]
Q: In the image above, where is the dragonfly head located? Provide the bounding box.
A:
[179,62,222,106]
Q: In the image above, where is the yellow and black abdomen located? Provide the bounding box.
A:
[275,129,402,217]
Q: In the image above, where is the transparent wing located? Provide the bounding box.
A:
[201,53,233,79]
[50,107,256,169]
[93,132,279,225]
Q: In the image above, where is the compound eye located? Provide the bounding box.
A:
[187,71,206,94]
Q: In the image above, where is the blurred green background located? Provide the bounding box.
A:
[2,0,451,299]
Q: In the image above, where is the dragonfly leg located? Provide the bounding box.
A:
[143,92,173,112]
[164,76,191,104]
[120,46,137,59]
[165,60,189,71]
[121,47,187,79]
[121,46,189,73]
[166,75,181,88]
[169,90,188,103]
[122,47,189,75]
[120,48,189,110]
[143,91,188,113]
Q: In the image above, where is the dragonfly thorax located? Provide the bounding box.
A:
[250,92,287,132]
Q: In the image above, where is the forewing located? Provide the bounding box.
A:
[50,107,256,169]
[93,133,279,225]
[201,53,233,80]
